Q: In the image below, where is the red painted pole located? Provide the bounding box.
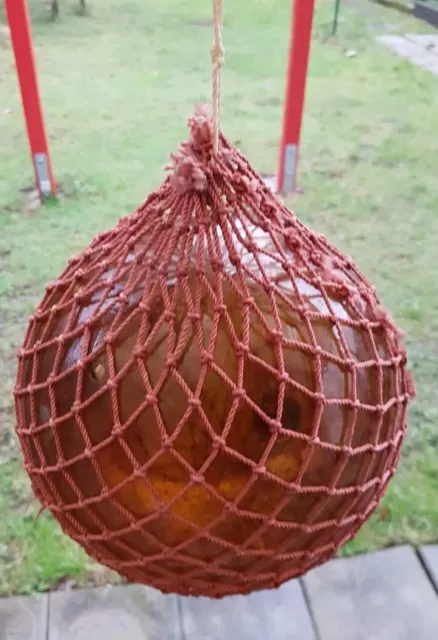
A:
[277,0,315,195]
[5,0,56,198]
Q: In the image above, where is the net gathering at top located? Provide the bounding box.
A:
[14,107,415,598]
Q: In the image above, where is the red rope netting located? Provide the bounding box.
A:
[14,107,415,598]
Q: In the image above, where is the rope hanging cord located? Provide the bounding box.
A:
[211,0,225,153]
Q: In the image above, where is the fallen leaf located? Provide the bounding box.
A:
[377,506,390,521]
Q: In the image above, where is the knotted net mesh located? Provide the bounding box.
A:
[14,108,415,598]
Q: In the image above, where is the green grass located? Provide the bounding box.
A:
[0,0,437,595]
[0,461,86,595]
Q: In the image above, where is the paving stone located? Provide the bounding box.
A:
[421,60,438,75]
[377,35,428,59]
[302,545,438,640]
[0,594,48,640]
[419,545,438,591]
[180,578,316,640]
[48,585,180,640]
[406,34,438,53]
[376,35,438,76]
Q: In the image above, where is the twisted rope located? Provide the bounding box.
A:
[211,0,225,153]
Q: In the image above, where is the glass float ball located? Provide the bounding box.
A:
[14,117,414,598]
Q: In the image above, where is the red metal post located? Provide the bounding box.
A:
[277,0,316,195]
[5,0,56,198]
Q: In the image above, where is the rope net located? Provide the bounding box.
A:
[14,107,415,598]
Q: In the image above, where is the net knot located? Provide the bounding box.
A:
[211,41,225,69]
[166,106,216,194]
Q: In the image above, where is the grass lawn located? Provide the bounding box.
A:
[0,0,437,596]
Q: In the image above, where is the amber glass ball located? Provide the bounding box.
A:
[15,219,411,596]
[14,131,413,597]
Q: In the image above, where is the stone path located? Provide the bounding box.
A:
[376,33,438,75]
[1,544,437,639]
